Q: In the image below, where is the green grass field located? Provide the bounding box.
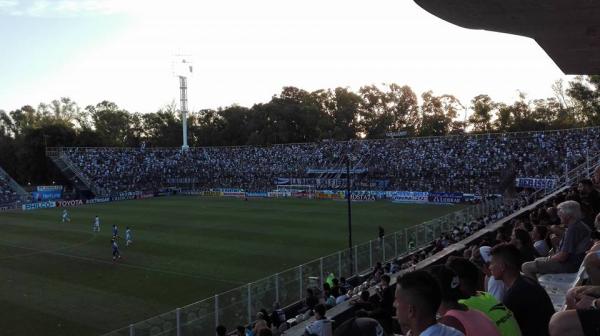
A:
[0,196,462,335]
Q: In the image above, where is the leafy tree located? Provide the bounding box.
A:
[469,94,495,132]
[90,101,133,146]
[567,75,600,125]
[419,92,460,136]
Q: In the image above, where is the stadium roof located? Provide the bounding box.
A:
[413,0,600,75]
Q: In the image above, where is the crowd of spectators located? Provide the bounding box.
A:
[62,127,600,195]
[0,173,20,206]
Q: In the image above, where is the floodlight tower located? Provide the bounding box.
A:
[173,56,193,151]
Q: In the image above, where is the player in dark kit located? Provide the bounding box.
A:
[111,238,121,261]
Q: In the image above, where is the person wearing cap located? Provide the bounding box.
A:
[429,265,501,336]
[393,270,464,336]
[333,317,388,336]
[489,243,554,336]
[446,256,522,336]
[479,245,506,302]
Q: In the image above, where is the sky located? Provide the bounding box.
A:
[0,0,573,114]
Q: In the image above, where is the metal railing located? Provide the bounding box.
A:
[524,149,600,205]
[46,148,107,196]
[0,165,27,197]
[101,197,504,336]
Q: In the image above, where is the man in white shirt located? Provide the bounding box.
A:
[394,270,464,336]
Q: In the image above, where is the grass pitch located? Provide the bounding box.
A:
[0,196,462,335]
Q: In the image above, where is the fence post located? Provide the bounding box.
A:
[275,273,279,304]
[214,295,219,330]
[129,324,135,336]
[382,236,386,262]
[394,231,398,257]
[320,258,324,287]
[354,245,358,274]
[247,284,252,325]
[299,265,303,300]
[176,308,181,336]
[369,240,373,268]
[338,251,342,279]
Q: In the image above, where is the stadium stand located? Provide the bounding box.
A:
[0,165,26,206]
[54,127,600,196]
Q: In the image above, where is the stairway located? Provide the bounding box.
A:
[0,165,28,201]
[46,148,105,198]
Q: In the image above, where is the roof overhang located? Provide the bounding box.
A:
[413,0,600,74]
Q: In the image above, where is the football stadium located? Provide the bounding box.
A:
[1,1,600,336]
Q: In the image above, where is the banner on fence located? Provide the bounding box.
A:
[315,190,345,200]
[22,201,56,211]
[215,188,243,193]
[202,191,224,197]
[429,192,464,204]
[110,195,136,202]
[268,191,291,198]
[245,192,268,198]
[350,193,376,201]
[388,191,429,203]
[515,177,556,189]
[37,185,63,191]
[223,191,246,198]
[179,190,202,196]
[32,185,63,201]
[56,199,85,208]
[86,197,110,204]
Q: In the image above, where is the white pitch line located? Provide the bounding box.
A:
[0,239,245,285]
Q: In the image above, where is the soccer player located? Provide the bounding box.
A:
[112,224,118,238]
[93,215,100,233]
[111,238,121,261]
[62,209,70,223]
[125,227,132,246]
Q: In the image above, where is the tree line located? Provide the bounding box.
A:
[0,75,598,185]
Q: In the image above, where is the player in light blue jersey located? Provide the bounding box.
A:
[125,227,132,246]
[62,209,70,223]
[93,215,100,233]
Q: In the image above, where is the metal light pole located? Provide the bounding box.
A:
[179,76,189,150]
[346,155,353,275]
[173,56,193,151]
